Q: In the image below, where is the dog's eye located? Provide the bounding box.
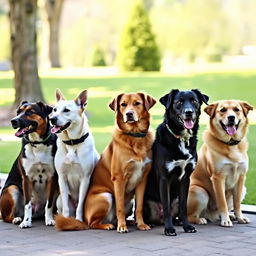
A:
[63,108,70,113]
[121,103,127,107]
[220,108,227,113]
[233,107,240,112]
[25,110,34,116]
[191,99,198,104]
[53,108,57,112]
[176,100,183,105]
[134,102,141,106]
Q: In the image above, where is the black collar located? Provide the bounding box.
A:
[123,131,148,138]
[24,132,52,147]
[224,138,241,146]
[62,132,89,145]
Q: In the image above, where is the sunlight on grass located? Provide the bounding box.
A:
[0,88,14,105]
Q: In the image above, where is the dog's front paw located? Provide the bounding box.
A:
[45,218,55,226]
[164,227,176,236]
[220,218,233,227]
[137,223,151,231]
[237,215,250,224]
[183,224,197,233]
[12,217,22,225]
[117,224,128,233]
[19,220,32,228]
[198,217,207,225]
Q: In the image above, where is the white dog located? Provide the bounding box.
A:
[50,89,99,222]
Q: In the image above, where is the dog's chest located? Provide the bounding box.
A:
[165,141,196,180]
[216,152,248,189]
[22,144,55,181]
[126,157,151,192]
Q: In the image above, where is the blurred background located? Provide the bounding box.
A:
[0,0,256,204]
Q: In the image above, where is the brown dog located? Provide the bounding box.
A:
[55,92,156,232]
[187,100,253,227]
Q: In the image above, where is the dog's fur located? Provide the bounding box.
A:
[54,92,156,232]
[187,100,253,227]
[143,89,209,236]
[50,89,99,227]
[0,101,57,228]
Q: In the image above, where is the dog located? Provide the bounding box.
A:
[187,100,253,227]
[50,89,99,225]
[143,89,209,236]
[0,101,58,228]
[54,92,156,232]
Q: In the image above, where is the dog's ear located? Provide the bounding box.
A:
[239,101,253,117]
[37,102,53,116]
[75,90,88,108]
[21,100,28,106]
[56,88,66,101]
[109,93,124,112]
[192,89,209,105]
[159,89,179,109]
[138,92,156,110]
[204,103,218,118]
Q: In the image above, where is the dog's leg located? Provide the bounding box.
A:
[179,171,196,233]
[86,192,115,230]
[76,178,90,221]
[113,178,128,233]
[135,168,151,231]
[0,185,22,224]
[187,185,209,225]
[159,178,176,236]
[45,175,57,226]
[19,176,33,228]
[58,174,70,218]
[233,174,250,224]
[212,172,232,227]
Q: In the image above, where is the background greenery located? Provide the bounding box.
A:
[0,70,255,204]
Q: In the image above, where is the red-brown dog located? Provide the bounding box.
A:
[55,92,156,232]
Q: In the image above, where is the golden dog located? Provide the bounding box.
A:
[187,100,253,227]
[55,92,156,232]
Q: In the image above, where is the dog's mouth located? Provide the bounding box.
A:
[220,121,240,136]
[179,118,195,129]
[51,122,71,134]
[14,124,37,137]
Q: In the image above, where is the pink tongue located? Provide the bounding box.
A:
[226,125,237,136]
[51,126,61,134]
[184,120,194,129]
[15,128,26,137]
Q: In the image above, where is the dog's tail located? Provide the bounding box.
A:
[55,214,88,231]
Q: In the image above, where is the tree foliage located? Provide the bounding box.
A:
[117,0,160,71]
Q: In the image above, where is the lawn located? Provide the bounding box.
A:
[0,70,256,204]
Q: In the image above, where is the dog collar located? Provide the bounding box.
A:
[62,132,89,145]
[224,138,241,146]
[123,131,148,138]
[24,132,52,147]
[165,123,191,145]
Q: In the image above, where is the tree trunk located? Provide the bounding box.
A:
[45,0,64,68]
[9,0,44,107]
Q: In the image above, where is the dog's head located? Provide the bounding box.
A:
[50,89,88,134]
[205,100,253,140]
[109,92,156,131]
[11,101,53,137]
[160,89,209,130]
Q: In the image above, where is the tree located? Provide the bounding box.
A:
[9,0,44,107]
[117,0,160,71]
[45,0,64,67]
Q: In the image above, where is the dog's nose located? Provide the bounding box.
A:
[126,111,134,118]
[50,117,58,125]
[228,115,235,123]
[185,109,193,118]
[11,118,19,128]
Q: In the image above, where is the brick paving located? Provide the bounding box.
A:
[0,213,256,256]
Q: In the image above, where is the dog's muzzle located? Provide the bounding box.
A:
[125,110,137,123]
[11,117,37,137]
[220,116,240,136]
[50,117,71,134]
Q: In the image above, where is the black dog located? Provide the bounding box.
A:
[143,89,209,236]
[0,101,58,228]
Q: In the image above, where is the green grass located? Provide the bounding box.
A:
[0,70,256,204]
